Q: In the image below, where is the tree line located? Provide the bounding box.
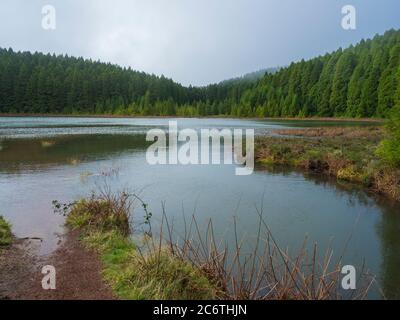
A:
[239,29,400,118]
[0,29,399,118]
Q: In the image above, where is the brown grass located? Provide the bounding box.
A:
[275,126,384,139]
[145,206,377,300]
[372,168,400,200]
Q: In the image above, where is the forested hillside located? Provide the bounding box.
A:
[0,49,199,115]
[0,29,399,117]
[239,29,400,118]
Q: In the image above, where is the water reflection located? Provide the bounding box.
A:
[375,199,400,299]
[259,165,400,299]
[0,134,151,172]
[259,165,375,206]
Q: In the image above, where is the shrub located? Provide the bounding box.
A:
[0,216,12,246]
[66,191,132,236]
[376,106,400,167]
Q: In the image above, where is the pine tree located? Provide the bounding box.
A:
[330,51,356,116]
[377,44,400,116]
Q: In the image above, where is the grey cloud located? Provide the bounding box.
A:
[0,0,399,86]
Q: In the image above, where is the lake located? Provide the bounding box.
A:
[0,117,399,299]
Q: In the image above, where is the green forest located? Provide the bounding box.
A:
[1,29,399,118]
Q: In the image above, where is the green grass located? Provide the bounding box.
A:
[66,196,131,236]
[0,216,12,246]
[66,196,218,300]
[376,106,400,167]
[86,231,216,300]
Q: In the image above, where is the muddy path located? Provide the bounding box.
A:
[0,238,39,299]
[0,231,115,300]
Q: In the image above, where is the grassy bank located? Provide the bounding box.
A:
[64,194,218,300]
[0,216,12,247]
[256,126,400,200]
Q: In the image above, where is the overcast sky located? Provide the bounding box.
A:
[0,0,399,86]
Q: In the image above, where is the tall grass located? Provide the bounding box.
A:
[63,187,377,300]
[146,206,377,300]
[65,183,133,236]
[64,189,217,300]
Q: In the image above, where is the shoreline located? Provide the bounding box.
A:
[0,113,384,123]
[256,126,400,202]
[0,231,115,300]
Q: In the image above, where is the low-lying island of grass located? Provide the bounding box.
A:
[256,126,400,201]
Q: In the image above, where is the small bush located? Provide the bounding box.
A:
[0,216,12,246]
[376,106,400,167]
[66,192,132,236]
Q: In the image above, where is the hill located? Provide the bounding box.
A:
[0,29,399,117]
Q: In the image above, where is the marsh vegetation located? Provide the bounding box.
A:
[62,187,377,300]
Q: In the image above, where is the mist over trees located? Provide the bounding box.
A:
[0,29,399,118]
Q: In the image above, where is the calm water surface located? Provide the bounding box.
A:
[0,117,398,299]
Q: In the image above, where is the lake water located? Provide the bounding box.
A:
[0,117,399,299]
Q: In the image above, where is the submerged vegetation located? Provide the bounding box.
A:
[256,125,400,200]
[1,29,399,118]
[62,188,376,300]
[0,216,12,247]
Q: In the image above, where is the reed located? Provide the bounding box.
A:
[139,204,377,300]
[64,187,378,300]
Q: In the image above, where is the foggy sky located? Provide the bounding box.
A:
[1,0,399,86]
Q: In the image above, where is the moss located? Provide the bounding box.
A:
[0,216,12,246]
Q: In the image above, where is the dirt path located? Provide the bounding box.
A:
[0,231,115,300]
[0,239,39,299]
